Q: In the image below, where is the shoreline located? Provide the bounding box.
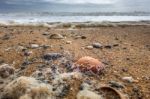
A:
[0,21,150,28]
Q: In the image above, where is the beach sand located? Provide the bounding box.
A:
[0,23,150,98]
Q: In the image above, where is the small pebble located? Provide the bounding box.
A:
[122,76,137,83]
[113,44,119,47]
[0,79,4,84]
[38,64,46,68]
[41,45,51,49]
[74,35,86,39]
[0,64,15,78]
[92,43,102,48]
[75,36,82,39]
[43,53,62,60]
[104,45,112,49]
[30,44,39,49]
[109,81,125,88]
[0,59,4,64]
[24,51,32,56]
[81,36,87,39]
[42,32,49,36]
[85,46,93,50]
[66,41,72,44]
[122,68,128,72]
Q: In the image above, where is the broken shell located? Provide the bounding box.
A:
[49,34,64,39]
[98,85,127,99]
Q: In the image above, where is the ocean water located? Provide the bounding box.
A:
[0,2,150,24]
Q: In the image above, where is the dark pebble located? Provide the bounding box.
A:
[37,72,43,76]
[115,37,119,40]
[41,45,50,49]
[122,68,128,72]
[123,47,127,50]
[43,53,63,60]
[21,61,30,69]
[0,80,4,84]
[113,44,119,47]
[109,81,124,89]
[104,45,112,49]
[81,36,87,39]
[126,58,130,60]
[0,59,4,65]
[22,61,31,66]
[42,32,49,36]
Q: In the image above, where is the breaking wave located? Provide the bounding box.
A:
[0,12,150,26]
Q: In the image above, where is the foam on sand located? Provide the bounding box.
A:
[1,76,54,99]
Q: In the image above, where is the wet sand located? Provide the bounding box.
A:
[0,23,150,99]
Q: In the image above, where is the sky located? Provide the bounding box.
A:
[1,0,149,5]
[0,0,150,13]
[0,0,119,5]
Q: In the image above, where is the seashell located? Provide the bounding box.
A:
[49,34,64,39]
[74,56,105,74]
[98,85,127,99]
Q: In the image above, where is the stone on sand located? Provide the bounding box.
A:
[109,81,125,88]
[0,64,15,78]
[122,76,138,83]
[85,46,93,50]
[30,44,39,49]
[66,41,72,44]
[43,53,62,60]
[92,43,102,48]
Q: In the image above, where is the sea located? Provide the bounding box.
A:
[0,2,150,25]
